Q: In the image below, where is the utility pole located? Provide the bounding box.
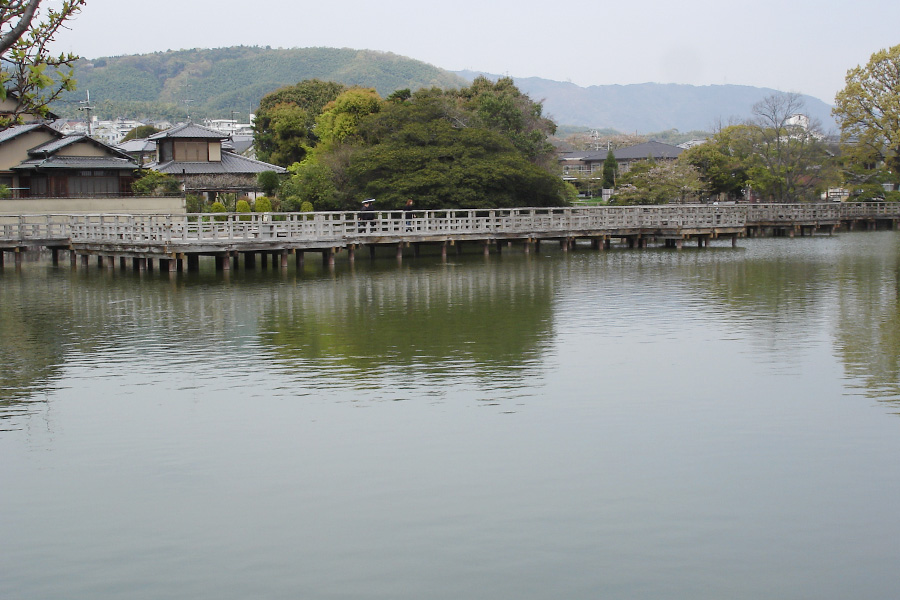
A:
[78,90,94,136]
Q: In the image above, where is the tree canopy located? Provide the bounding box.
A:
[1,0,85,128]
[264,78,568,210]
[833,44,900,190]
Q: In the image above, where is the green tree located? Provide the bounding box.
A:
[121,125,162,142]
[254,102,310,166]
[679,125,753,200]
[461,76,557,168]
[745,93,831,202]
[833,44,900,191]
[602,150,618,188]
[612,160,702,205]
[254,79,346,163]
[314,87,382,151]
[349,114,566,209]
[280,161,338,211]
[1,0,86,128]
[131,170,180,196]
[257,171,280,197]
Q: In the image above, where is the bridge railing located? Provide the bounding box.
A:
[3,203,900,245]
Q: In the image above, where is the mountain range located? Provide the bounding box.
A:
[54,46,836,134]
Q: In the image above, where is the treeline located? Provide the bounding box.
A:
[52,46,468,121]
[261,77,571,210]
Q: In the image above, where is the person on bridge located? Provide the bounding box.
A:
[359,199,376,232]
[404,198,415,231]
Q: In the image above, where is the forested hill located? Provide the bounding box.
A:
[455,71,837,133]
[52,45,836,133]
[54,46,468,122]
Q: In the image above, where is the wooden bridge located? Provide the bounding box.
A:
[1,203,898,272]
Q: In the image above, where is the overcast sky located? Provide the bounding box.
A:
[50,0,899,104]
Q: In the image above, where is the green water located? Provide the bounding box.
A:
[2,233,899,599]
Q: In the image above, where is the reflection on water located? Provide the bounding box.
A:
[2,234,900,600]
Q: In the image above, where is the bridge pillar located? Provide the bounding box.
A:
[14,248,21,269]
[369,245,376,260]
[483,241,491,256]
[413,243,420,257]
[0,250,4,268]
[107,256,115,270]
[295,250,305,269]
[187,254,200,272]
[261,252,268,269]
[80,254,88,267]
[397,243,404,261]
[280,251,289,270]
[244,252,256,269]
[50,248,59,265]
[441,242,448,261]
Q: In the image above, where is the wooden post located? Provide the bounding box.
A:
[441,242,448,261]
[280,251,289,270]
[81,254,88,267]
[483,241,491,256]
[51,248,59,265]
[295,250,305,269]
[14,248,22,268]
[397,243,404,261]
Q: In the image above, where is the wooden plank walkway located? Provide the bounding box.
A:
[1,203,898,271]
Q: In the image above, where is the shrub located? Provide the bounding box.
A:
[254,196,272,213]
[300,201,314,212]
[236,199,251,221]
[210,201,227,221]
[0,184,11,199]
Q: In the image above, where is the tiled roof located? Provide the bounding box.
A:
[117,138,156,153]
[0,123,50,144]
[149,151,286,175]
[148,122,229,140]
[12,155,139,170]
[613,141,683,161]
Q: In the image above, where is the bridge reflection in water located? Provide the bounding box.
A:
[1,203,898,272]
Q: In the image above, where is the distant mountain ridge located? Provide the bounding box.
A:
[53,46,836,134]
[454,70,837,134]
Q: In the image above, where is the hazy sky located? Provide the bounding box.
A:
[50,0,899,103]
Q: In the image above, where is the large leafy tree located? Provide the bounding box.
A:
[679,125,753,200]
[460,75,558,169]
[745,92,831,202]
[612,160,702,205]
[348,89,566,209]
[833,44,900,190]
[1,0,86,128]
[253,79,345,164]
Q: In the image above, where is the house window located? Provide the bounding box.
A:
[173,141,208,162]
